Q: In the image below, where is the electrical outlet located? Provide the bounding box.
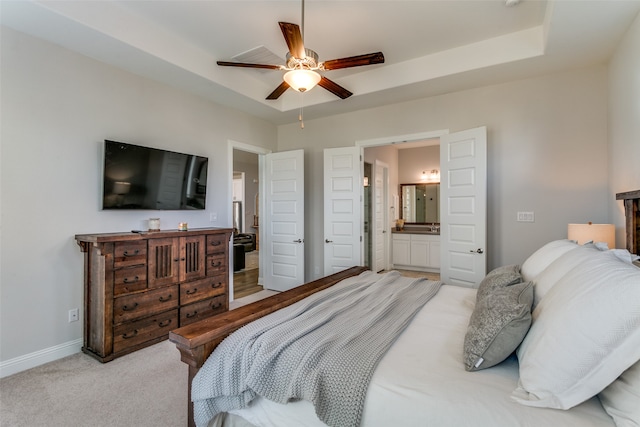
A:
[210,212,217,222]
[517,211,535,222]
[68,308,79,322]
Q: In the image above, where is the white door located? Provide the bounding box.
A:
[372,161,388,272]
[263,149,305,291]
[440,126,487,287]
[323,147,362,275]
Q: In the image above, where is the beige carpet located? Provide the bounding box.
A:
[0,340,188,426]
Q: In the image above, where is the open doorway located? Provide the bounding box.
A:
[362,136,441,278]
[232,149,261,299]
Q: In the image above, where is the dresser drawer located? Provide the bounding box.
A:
[112,309,177,354]
[180,295,227,326]
[113,285,178,324]
[180,275,227,306]
[113,241,147,268]
[206,234,227,254]
[113,265,148,295]
[206,254,227,276]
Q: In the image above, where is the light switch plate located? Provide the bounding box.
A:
[517,211,535,222]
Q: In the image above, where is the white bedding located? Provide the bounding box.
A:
[221,284,614,427]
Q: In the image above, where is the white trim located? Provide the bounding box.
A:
[0,338,82,378]
[355,130,449,148]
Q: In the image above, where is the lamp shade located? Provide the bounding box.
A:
[568,223,615,249]
[283,69,321,92]
[112,181,131,195]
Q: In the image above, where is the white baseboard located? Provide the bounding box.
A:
[0,338,83,378]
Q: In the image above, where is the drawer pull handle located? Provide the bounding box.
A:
[186,311,198,318]
[122,303,138,311]
[210,241,221,246]
[186,288,198,295]
[210,302,222,310]
[158,319,172,328]
[123,250,139,257]
[159,294,173,302]
[122,329,138,339]
[174,258,180,262]
[123,276,139,283]
[212,282,223,289]
[211,261,222,267]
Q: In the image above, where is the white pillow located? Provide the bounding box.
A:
[514,250,640,410]
[599,360,640,427]
[531,245,600,308]
[520,239,579,283]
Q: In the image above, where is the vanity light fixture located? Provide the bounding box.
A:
[422,170,440,182]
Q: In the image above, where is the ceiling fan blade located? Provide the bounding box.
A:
[318,76,353,99]
[279,22,306,59]
[322,52,385,70]
[217,61,282,70]
[266,81,290,100]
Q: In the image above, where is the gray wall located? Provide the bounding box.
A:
[0,27,277,368]
[278,66,612,275]
[1,12,639,374]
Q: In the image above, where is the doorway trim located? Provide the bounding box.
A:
[228,140,272,302]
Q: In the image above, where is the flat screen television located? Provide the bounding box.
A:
[102,140,208,210]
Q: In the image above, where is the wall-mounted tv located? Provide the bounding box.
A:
[102,140,208,210]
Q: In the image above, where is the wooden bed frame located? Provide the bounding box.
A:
[169,266,369,427]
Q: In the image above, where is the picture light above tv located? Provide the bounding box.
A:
[102,140,208,210]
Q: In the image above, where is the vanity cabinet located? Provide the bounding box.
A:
[392,233,440,271]
[76,228,232,362]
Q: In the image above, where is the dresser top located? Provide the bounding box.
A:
[75,227,233,243]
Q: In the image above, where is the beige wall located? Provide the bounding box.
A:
[0,27,277,368]
[608,12,640,246]
[2,12,639,374]
[279,66,610,275]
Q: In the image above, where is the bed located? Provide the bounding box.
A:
[170,220,640,427]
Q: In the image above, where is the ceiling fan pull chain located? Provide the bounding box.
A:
[299,92,305,129]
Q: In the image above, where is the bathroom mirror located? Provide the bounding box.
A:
[400,183,440,223]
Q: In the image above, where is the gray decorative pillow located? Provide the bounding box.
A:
[464,281,533,371]
[475,264,522,302]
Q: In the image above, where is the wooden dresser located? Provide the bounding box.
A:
[75,227,232,362]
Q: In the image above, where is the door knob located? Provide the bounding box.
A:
[293,239,304,243]
[325,239,333,243]
[470,248,484,254]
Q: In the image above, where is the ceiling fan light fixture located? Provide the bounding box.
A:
[284,69,321,92]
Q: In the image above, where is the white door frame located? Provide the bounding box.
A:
[228,140,271,301]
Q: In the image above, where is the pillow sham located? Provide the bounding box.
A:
[475,264,522,302]
[531,245,600,308]
[520,239,578,283]
[599,360,640,427]
[514,250,640,410]
[464,280,533,371]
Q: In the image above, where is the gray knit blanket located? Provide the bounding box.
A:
[191,270,442,427]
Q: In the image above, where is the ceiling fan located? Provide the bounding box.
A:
[216,2,384,100]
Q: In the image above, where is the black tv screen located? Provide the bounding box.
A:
[102,140,208,210]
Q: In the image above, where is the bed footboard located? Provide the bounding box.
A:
[169,266,368,427]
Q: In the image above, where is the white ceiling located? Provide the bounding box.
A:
[2,0,639,125]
